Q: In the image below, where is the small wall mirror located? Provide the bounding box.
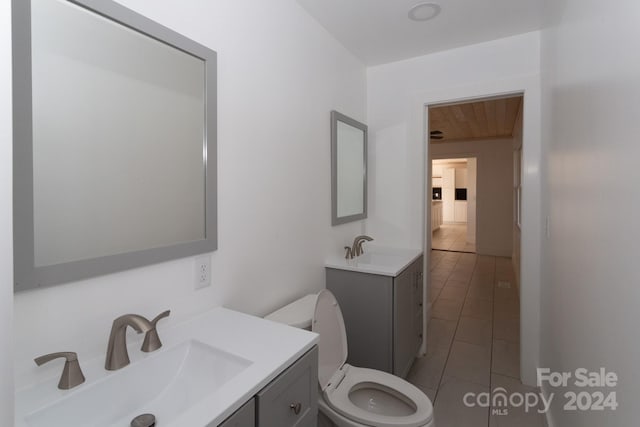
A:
[12,0,217,291]
[331,111,367,225]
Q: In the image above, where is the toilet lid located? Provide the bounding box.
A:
[312,290,348,391]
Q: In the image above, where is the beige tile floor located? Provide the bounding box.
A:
[432,223,476,253]
[407,250,547,427]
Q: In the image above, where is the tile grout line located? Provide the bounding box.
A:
[430,251,460,402]
[432,252,477,403]
[430,251,461,402]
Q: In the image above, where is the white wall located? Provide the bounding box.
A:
[366,31,542,384]
[367,31,539,249]
[432,141,513,256]
[11,0,367,387]
[540,0,640,425]
[0,0,14,423]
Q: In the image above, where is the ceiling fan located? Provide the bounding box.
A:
[429,130,444,140]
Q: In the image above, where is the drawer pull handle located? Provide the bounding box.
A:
[290,402,302,415]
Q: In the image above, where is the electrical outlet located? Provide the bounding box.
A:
[194,255,211,289]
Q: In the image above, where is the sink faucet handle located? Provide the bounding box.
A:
[34,351,85,390]
[141,310,171,353]
[344,246,354,260]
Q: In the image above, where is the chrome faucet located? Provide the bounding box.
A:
[351,235,374,257]
[105,314,153,371]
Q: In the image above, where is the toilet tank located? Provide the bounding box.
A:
[264,294,318,330]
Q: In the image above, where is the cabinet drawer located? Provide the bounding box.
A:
[256,347,318,427]
[217,398,255,427]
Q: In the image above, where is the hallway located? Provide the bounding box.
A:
[432,224,475,253]
[407,251,546,427]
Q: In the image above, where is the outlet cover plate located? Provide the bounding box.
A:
[194,255,211,289]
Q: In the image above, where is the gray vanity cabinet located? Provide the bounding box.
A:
[256,346,318,427]
[218,398,255,427]
[326,255,423,378]
[214,346,317,427]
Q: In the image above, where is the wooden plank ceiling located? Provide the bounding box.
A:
[429,95,522,143]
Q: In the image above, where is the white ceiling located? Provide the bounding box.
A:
[297,0,543,66]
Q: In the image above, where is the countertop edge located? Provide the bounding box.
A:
[325,247,423,277]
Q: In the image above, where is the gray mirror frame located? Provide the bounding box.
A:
[12,0,217,291]
[331,110,368,226]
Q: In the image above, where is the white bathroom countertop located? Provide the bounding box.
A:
[325,245,423,277]
[15,307,318,427]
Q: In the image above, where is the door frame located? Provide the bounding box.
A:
[419,76,541,386]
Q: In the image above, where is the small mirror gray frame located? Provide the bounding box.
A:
[12,0,217,291]
[331,110,368,226]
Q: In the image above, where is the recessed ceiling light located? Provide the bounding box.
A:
[408,2,441,22]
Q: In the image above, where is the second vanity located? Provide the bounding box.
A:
[15,308,319,427]
[325,246,424,378]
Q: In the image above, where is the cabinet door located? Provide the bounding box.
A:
[256,347,318,427]
[455,168,467,188]
[443,168,455,189]
[432,203,443,231]
[217,398,255,427]
[454,201,467,222]
[326,269,394,373]
[393,263,417,378]
[443,189,455,222]
[412,257,424,355]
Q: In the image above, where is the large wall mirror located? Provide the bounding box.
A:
[331,111,367,225]
[12,0,217,291]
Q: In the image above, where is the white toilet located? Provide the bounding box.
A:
[266,290,435,427]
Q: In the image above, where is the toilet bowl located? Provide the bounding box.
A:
[266,291,434,427]
[312,290,434,427]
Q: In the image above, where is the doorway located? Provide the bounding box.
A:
[431,158,476,253]
[427,95,521,260]
[423,93,528,385]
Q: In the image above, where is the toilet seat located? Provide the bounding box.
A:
[313,290,434,427]
[323,364,433,427]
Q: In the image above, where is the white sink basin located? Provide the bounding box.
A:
[356,252,409,267]
[325,246,423,277]
[16,308,318,427]
[25,340,252,427]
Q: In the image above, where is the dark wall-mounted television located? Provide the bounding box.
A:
[455,188,467,201]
